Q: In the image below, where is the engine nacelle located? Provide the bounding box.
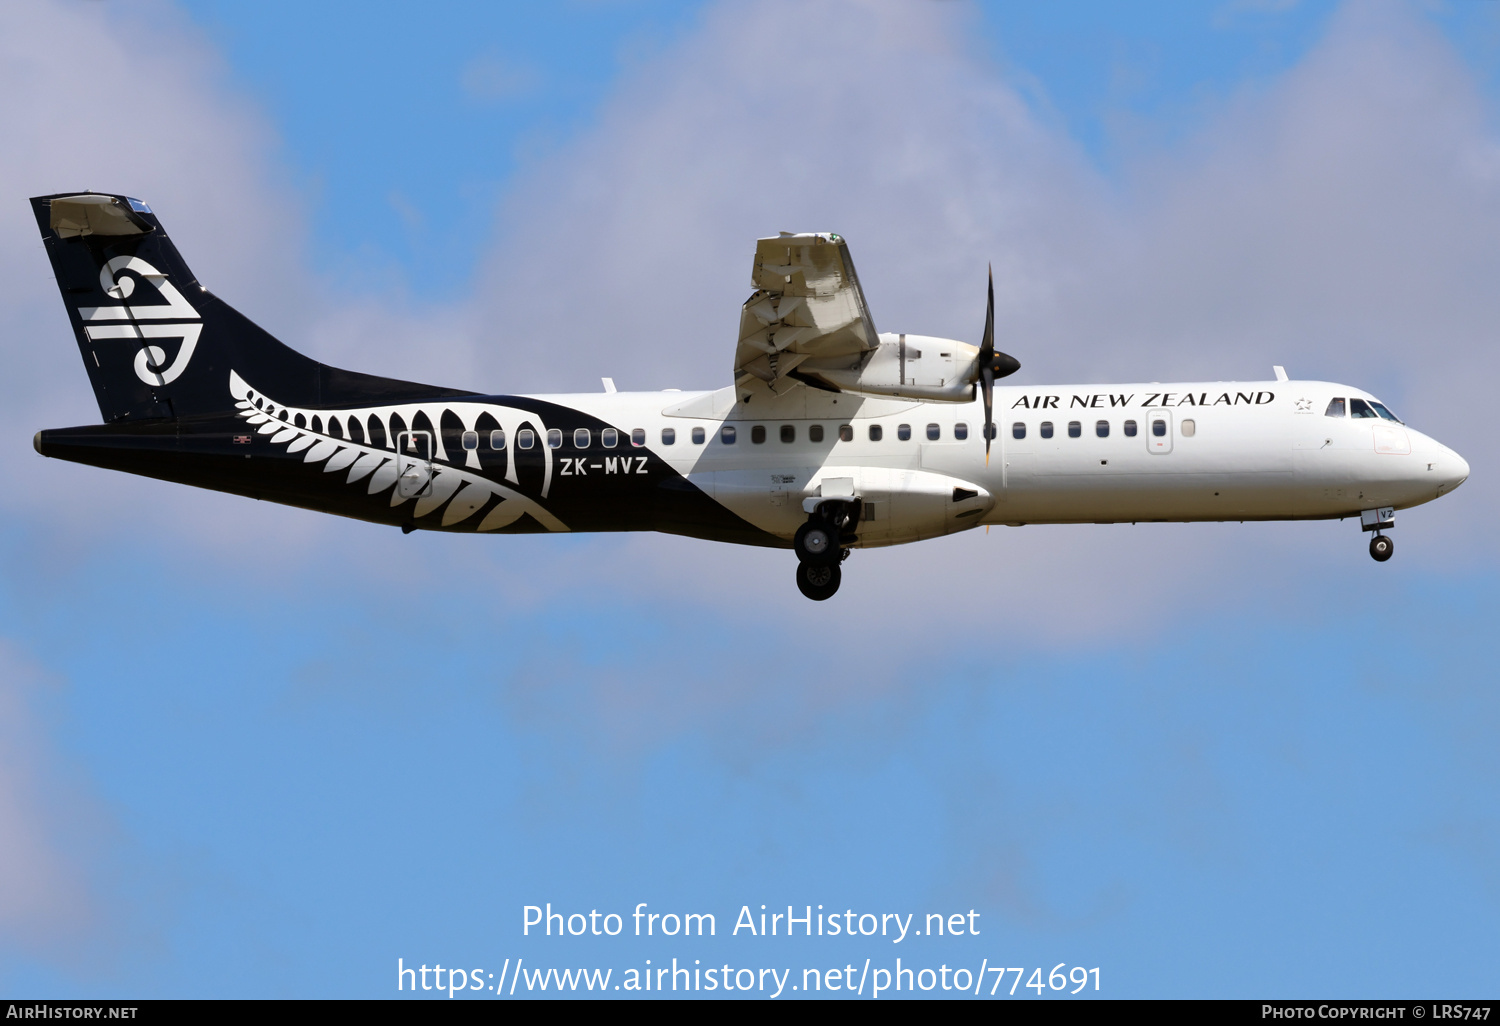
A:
[799,333,979,403]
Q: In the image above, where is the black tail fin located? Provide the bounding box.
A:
[31,192,468,423]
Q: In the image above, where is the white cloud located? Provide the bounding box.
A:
[0,0,333,558]
[0,0,1494,623]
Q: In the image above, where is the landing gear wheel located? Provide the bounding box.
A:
[1369,534,1394,562]
[796,560,841,601]
[794,520,838,565]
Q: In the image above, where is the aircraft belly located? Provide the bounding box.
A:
[690,466,815,539]
[999,449,1305,522]
[696,463,992,546]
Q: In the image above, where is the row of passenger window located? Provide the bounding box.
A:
[1009,419,1192,439]
[457,422,979,451]
[458,427,630,451]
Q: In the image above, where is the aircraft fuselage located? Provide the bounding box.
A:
[37,374,1468,549]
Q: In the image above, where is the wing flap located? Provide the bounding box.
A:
[733,232,877,393]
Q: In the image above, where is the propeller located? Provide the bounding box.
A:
[976,265,1021,462]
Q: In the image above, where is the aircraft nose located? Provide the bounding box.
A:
[1437,448,1469,495]
[1451,452,1470,490]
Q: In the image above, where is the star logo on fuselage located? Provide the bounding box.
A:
[1294,397,1312,412]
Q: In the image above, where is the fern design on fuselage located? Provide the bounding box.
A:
[229,371,568,532]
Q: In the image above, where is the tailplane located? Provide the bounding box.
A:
[31,192,466,423]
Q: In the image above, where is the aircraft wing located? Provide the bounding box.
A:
[733,232,879,394]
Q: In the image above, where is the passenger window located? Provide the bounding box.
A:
[547,429,563,449]
[517,428,536,449]
[661,427,676,445]
[1180,419,1196,437]
[1370,402,1402,424]
[809,424,824,443]
[462,430,479,451]
[631,428,645,447]
[573,428,591,448]
[601,427,618,448]
[720,425,736,444]
[781,425,795,443]
[1040,421,1054,439]
[1012,422,1026,439]
[691,426,705,445]
[1096,420,1109,438]
[897,423,911,441]
[869,424,883,442]
[1123,420,1137,437]
[1067,421,1081,438]
[1325,398,1346,417]
[751,425,767,444]
[489,429,506,450]
[1350,399,1378,419]
[926,423,940,441]
[1152,420,1166,438]
[954,422,969,441]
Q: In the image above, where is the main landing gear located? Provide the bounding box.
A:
[1361,506,1395,563]
[796,559,842,601]
[793,500,860,601]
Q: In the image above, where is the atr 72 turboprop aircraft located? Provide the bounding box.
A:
[31,192,1469,599]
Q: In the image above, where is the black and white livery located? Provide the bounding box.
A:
[31,193,1469,600]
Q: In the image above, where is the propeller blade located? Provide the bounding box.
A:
[980,265,995,363]
[981,266,995,461]
[982,362,995,463]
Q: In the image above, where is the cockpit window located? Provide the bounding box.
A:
[1324,398,1345,417]
[1350,398,1378,419]
[1370,401,1403,424]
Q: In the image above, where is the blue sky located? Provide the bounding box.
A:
[1,0,1498,1000]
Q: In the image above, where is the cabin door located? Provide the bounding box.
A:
[395,430,434,498]
[1147,410,1173,454]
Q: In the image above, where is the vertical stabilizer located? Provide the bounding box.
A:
[31,192,467,423]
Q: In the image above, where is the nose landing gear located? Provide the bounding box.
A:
[793,499,860,600]
[1361,506,1396,562]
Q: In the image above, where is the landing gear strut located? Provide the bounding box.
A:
[793,500,860,600]
[1361,506,1395,563]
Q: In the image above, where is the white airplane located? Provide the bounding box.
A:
[31,194,1470,599]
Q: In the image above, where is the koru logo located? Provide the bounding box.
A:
[78,256,203,386]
